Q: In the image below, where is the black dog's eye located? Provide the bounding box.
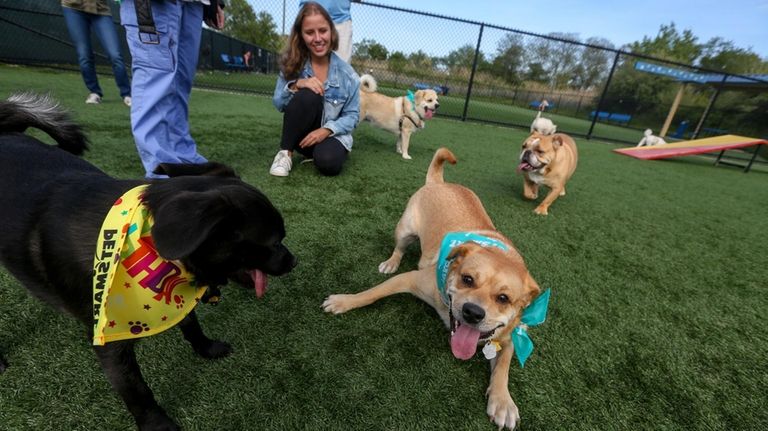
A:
[497,294,509,304]
[461,275,474,286]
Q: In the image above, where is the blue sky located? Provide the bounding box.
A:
[354,0,768,58]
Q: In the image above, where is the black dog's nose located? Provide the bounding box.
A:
[462,303,485,324]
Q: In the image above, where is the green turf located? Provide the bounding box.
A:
[1,65,767,431]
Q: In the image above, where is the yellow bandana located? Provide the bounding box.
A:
[92,185,207,345]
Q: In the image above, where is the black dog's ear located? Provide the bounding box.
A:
[154,162,238,178]
[151,190,229,260]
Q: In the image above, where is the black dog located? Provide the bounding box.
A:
[0,93,297,430]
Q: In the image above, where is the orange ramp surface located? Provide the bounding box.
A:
[613,135,768,160]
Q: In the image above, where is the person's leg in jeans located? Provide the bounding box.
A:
[90,14,131,98]
[62,7,102,97]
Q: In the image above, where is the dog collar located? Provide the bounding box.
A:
[435,232,509,306]
[92,185,207,345]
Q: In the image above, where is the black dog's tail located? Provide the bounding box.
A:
[0,92,88,155]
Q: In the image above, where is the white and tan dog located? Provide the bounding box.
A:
[324,148,547,430]
[517,132,578,215]
[358,74,439,160]
[530,111,557,135]
[637,129,667,147]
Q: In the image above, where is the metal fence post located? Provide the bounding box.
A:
[462,23,484,122]
[587,50,621,140]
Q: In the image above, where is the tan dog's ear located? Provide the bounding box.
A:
[446,242,482,265]
[552,135,563,148]
[523,272,541,303]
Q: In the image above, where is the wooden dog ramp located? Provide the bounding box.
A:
[613,135,768,172]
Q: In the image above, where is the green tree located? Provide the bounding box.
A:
[490,34,525,84]
[221,0,281,52]
[625,23,701,64]
[408,50,432,69]
[525,32,581,89]
[698,38,767,74]
[446,44,486,72]
[388,51,407,74]
[571,37,614,90]
[353,38,388,61]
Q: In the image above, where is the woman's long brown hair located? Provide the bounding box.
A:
[279,2,339,80]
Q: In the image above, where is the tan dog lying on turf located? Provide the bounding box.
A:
[323,148,548,430]
[517,132,578,215]
[358,74,439,160]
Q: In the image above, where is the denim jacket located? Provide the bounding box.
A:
[273,52,360,151]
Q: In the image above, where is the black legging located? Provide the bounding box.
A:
[280,88,348,176]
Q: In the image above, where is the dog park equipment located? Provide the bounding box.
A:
[613,134,768,173]
[634,61,768,139]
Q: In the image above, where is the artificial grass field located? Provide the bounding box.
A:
[1,65,767,430]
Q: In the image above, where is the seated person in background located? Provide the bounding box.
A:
[269,1,359,177]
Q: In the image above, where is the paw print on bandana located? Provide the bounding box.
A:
[174,295,185,309]
[128,321,150,335]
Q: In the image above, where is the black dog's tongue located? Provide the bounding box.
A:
[249,269,267,298]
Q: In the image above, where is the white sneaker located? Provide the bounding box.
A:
[85,93,101,104]
[123,96,132,107]
[269,150,292,177]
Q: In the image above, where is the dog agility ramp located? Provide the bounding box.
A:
[613,135,768,172]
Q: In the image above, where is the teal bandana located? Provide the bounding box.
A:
[435,231,550,367]
[406,90,416,111]
[512,288,550,367]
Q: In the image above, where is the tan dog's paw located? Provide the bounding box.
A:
[322,295,356,314]
[533,205,549,215]
[487,390,520,430]
[378,258,400,274]
[523,192,538,200]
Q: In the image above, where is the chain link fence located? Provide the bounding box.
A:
[2,0,767,150]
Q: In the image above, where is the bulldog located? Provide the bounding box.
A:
[323,148,549,430]
[517,132,578,215]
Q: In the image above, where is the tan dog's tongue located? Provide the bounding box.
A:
[425,109,434,120]
[516,161,531,173]
[451,324,482,360]
[249,269,267,298]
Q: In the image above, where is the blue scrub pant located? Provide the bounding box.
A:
[120,0,207,178]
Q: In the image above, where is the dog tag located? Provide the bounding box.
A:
[483,341,500,360]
